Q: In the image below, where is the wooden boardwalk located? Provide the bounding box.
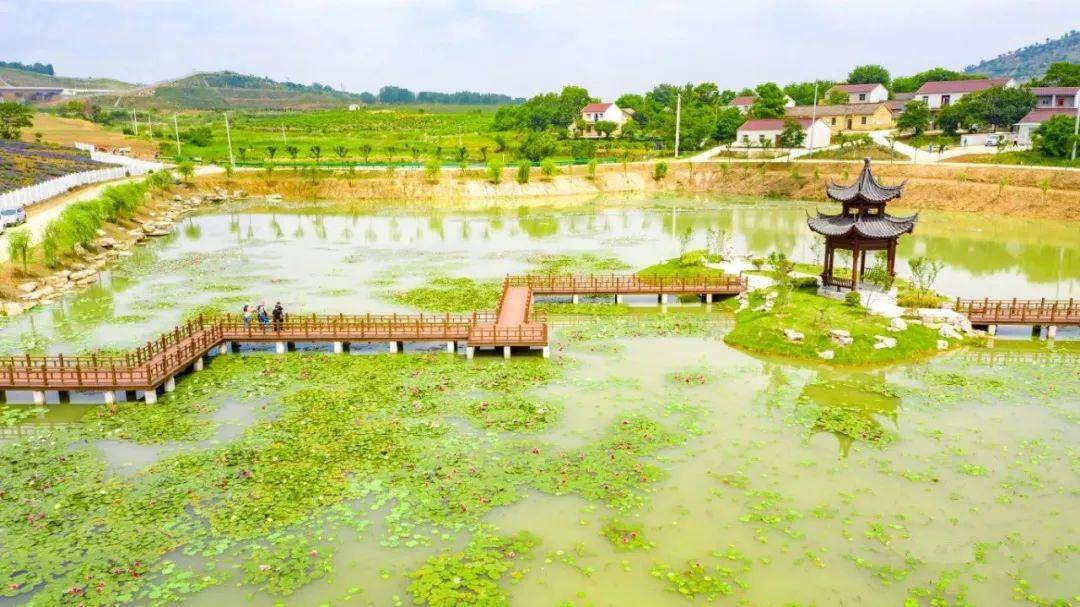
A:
[0,273,747,401]
[954,298,1079,326]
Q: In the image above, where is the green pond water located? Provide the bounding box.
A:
[0,198,1078,606]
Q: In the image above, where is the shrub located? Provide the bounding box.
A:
[586,158,598,180]
[653,162,668,180]
[424,157,441,183]
[7,228,30,273]
[540,158,557,181]
[486,159,503,184]
[516,160,531,184]
[844,291,862,307]
[38,179,149,267]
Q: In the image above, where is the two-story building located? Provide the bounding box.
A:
[785,103,894,133]
[1015,107,1078,145]
[914,78,1014,109]
[827,83,888,104]
[576,102,631,138]
[1030,86,1078,109]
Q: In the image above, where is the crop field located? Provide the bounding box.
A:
[0,140,112,194]
[111,106,663,165]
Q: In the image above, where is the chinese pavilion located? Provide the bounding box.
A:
[807,158,917,291]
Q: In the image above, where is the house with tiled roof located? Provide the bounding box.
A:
[734,117,832,149]
[785,103,894,133]
[914,78,1014,109]
[576,102,630,138]
[1031,87,1078,109]
[1015,107,1078,145]
[828,83,888,104]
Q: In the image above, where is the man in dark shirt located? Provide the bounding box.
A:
[272,302,284,332]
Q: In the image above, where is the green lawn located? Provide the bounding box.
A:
[802,143,907,161]
[723,287,942,365]
[106,107,668,166]
[946,150,1080,168]
[637,250,725,279]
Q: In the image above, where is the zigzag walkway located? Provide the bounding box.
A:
[0,273,747,404]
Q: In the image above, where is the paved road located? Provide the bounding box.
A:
[0,165,220,262]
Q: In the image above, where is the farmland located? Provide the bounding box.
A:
[0,140,112,193]
[104,106,665,166]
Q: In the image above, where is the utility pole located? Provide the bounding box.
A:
[809,83,818,150]
[147,112,154,142]
[1072,91,1079,160]
[674,93,682,158]
[224,112,236,168]
[131,109,138,136]
[172,114,182,159]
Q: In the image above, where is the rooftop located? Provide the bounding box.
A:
[826,158,905,203]
[1030,86,1080,96]
[729,95,755,106]
[786,103,887,117]
[1017,107,1078,124]
[914,78,1010,95]
[738,118,813,130]
[807,211,918,239]
[829,83,883,94]
[581,102,612,113]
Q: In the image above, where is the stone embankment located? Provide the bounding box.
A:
[2,188,249,317]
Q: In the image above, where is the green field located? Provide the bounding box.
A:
[117,106,665,166]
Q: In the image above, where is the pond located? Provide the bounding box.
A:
[0,197,1077,606]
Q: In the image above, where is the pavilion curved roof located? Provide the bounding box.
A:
[826,158,905,203]
[807,210,918,239]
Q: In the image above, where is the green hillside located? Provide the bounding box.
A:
[113,71,364,110]
[0,66,133,90]
[964,30,1080,81]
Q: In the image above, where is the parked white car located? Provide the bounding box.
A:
[0,207,27,227]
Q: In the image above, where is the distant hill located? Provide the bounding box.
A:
[108,71,364,110]
[964,30,1080,81]
[0,66,134,90]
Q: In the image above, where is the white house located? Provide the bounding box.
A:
[828,83,888,104]
[728,94,795,114]
[1031,86,1078,109]
[914,78,1014,109]
[734,117,832,149]
[1015,107,1077,145]
[577,102,630,138]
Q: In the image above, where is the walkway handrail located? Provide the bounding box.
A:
[955,298,1078,323]
[506,273,747,293]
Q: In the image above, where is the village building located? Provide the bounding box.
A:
[1030,86,1079,109]
[828,83,888,104]
[914,77,1014,109]
[728,94,795,114]
[808,159,917,292]
[734,117,832,148]
[1014,107,1078,145]
[785,102,894,133]
[575,102,631,138]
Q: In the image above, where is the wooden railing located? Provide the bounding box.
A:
[507,274,747,295]
[954,298,1079,325]
[821,274,853,290]
[468,323,548,346]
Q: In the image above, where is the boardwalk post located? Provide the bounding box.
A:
[333,341,344,354]
[104,391,116,405]
[194,356,204,371]
[164,377,176,392]
[466,346,475,360]
[32,390,45,406]
[446,341,455,353]
[276,342,286,354]
[144,388,157,404]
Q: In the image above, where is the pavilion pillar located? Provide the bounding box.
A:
[886,240,896,278]
[850,240,860,291]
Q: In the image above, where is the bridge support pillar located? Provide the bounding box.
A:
[164,377,176,393]
[1046,325,1057,339]
[194,356,204,371]
[466,346,475,360]
[615,294,623,304]
[231,342,241,353]
[705,293,713,304]
[333,341,344,354]
[542,346,550,359]
[987,324,996,336]
[144,389,157,405]
[103,391,116,405]
[218,343,229,355]
[389,341,402,354]
[446,341,456,353]
[658,293,667,305]
[287,342,296,352]
[276,342,286,354]
[503,346,512,359]
[572,295,580,305]
[32,390,45,406]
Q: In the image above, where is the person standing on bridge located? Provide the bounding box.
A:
[257,303,270,331]
[272,302,284,332]
[242,305,253,330]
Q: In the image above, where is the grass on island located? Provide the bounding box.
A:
[946,150,1080,168]
[637,250,726,279]
[723,287,942,364]
[801,143,908,161]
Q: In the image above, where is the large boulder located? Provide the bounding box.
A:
[888,317,908,332]
[873,335,898,349]
[783,329,805,343]
[16,282,38,294]
[818,350,835,360]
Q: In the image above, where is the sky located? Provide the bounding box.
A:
[0,0,1074,99]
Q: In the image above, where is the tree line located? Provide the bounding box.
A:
[0,60,55,76]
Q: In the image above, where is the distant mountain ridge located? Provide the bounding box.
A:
[0,65,134,90]
[964,30,1080,81]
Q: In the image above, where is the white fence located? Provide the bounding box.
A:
[0,143,165,210]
